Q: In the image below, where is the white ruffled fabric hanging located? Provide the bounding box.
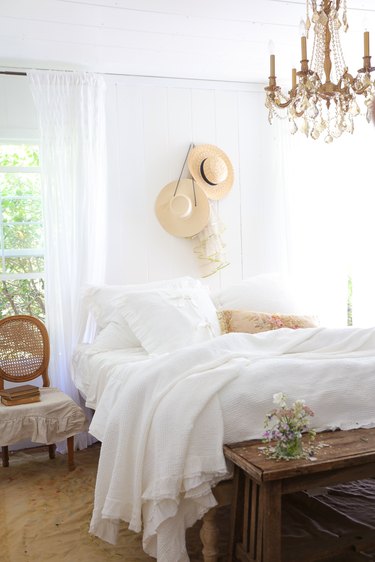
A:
[192,202,229,277]
[28,70,107,451]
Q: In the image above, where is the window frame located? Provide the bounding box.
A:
[0,147,43,281]
[0,142,45,319]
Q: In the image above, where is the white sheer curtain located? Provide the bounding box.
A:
[271,115,375,328]
[28,71,107,447]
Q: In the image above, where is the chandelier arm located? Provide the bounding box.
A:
[343,71,355,85]
[292,102,305,118]
[266,94,294,109]
[273,98,294,109]
[351,83,372,95]
[343,71,372,95]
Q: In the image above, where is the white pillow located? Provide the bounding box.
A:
[84,276,202,331]
[82,277,203,348]
[91,321,140,350]
[212,273,299,314]
[119,286,221,354]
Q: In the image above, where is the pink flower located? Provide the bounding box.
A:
[270,315,284,328]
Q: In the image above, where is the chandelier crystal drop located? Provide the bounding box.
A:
[265,0,375,141]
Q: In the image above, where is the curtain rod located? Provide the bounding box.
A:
[0,68,256,86]
[0,71,27,76]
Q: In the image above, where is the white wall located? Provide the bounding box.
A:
[0,73,283,294]
[0,75,39,141]
[104,74,283,292]
[2,0,375,87]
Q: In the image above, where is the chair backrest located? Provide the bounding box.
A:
[0,315,50,390]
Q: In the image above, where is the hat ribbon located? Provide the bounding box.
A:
[200,159,217,186]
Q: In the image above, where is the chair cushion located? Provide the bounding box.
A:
[0,388,88,446]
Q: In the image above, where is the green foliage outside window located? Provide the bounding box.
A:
[0,145,45,320]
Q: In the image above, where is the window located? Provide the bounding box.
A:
[0,144,45,320]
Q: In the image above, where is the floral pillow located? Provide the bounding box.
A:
[218,309,318,334]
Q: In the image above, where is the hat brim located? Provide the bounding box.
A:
[155,179,210,238]
[188,144,234,200]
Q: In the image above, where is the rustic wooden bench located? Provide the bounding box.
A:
[224,427,375,562]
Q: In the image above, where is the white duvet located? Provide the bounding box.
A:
[89,327,375,562]
[72,344,147,408]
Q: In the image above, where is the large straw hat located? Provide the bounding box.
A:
[155,178,210,238]
[188,144,234,200]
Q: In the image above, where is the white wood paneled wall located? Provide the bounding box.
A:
[0,73,285,292]
[2,0,375,85]
[0,75,39,141]
[104,75,279,292]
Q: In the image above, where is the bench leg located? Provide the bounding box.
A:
[67,435,75,471]
[228,466,245,562]
[228,472,282,562]
[48,444,56,459]
[261,480,282,562]
[2,446,9,467]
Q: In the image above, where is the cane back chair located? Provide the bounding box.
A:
[0,315,87,470]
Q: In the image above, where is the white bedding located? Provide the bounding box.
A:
[72,344,148,408]
[88,327,375,562]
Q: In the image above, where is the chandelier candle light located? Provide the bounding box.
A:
[265,0,375,142]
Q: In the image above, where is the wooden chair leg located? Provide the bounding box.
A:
[48,444,56,459]
[67,435,75,471]
[2,446,9,467]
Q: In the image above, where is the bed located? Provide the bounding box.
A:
[73,274,375,562]
[72,345,148,410]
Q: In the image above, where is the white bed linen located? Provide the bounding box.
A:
[89,327,375,562]
[72,344,148,409]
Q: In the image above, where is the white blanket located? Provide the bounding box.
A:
[89,327,375,561]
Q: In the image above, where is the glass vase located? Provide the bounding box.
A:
[274,436,303,460]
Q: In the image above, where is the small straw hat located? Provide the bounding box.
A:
[155,178,210,238]
[188,144,234,200]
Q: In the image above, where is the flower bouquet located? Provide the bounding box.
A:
[262,392,316,460]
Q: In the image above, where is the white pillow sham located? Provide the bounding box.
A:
[83,277,203,348]
[91,320,140,350]
[84,276,202,331]
[120,286,221,354]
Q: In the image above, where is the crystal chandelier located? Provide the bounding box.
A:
[265,0,375,142]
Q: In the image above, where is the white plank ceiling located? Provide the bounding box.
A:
[1,0,375,86]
